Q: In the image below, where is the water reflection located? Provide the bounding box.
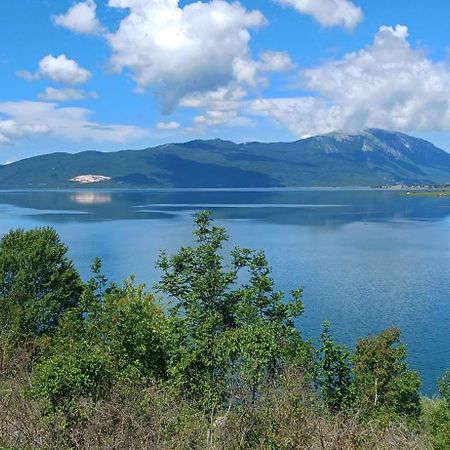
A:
[0,188,450,395]
[0,189,448,226]
[70,192,112,205]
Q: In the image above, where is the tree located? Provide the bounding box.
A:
[352,327,420,418]
[155,211,305,408]
[315,321,353,411]
[421,372,450,450]
[0,228,82,342]
[91,277,169,381]
[438,370,450,404]
[32,269,169,415]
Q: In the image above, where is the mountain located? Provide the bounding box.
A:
[2,129,450,188]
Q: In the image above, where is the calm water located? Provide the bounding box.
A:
[0,188,449,395]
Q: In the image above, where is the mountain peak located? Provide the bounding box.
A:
[1,129,449,188]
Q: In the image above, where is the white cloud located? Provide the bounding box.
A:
[53,0,103,35]
[0,101,149,144]
[38,55,92,85]
[181,85,248,126]
[232,51,295,87]
[257,51,296,73]
[46,0,296,129]
[18,54,92,85]
[276,0,363,30]
[38,87,98,102]
[106,0,267,112]
[0,120,49,144]
[156,121,181,130]
[248,25,450,136]
[15,70,39,81]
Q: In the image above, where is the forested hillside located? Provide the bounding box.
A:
[2,129,450,188]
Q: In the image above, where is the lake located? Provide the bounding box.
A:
[0,188,449,395]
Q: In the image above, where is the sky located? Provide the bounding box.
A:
[2,0,450,163]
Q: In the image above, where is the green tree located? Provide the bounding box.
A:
[315,321,353,411]
[352,327,420,418]
[438,370,450,404]
[155,211,305,408]
[32,272,168,414]
[91,277,168,381]
[421,372,450,449]
[0,228,82,342]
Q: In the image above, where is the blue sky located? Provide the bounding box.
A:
[2,0,450,162]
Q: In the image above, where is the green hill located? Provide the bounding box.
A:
[2,129,450,188]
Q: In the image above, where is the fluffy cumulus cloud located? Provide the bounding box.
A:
[39,0,296,131]
[18,54,92,85]
[276,0,363,30]
[38,87,98,102]
[249,25,450,137]
[52,0,103,35]
[106,0,269,112]
[0,101,148,144]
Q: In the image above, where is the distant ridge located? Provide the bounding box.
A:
[1,129,450,188]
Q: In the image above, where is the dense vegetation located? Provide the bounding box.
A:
[0,212,449,449]
[2,129,450,188]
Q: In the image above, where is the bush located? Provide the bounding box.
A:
[31,347,112,416]
[422,397,450,450]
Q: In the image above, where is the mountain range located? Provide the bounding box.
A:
[2,129,450,188]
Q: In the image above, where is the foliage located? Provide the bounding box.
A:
[352,327,421,419]
[32,268,168,415]
[0,367,429,450]
[31,346,112,416]
[422,397,450,450]
[437,370,450,403]
[421,371,450,449]
[0,228,82,344]
[155,211,305,408]
[0,216,442,449]
[91,277,169,381]
[315,321,353,411]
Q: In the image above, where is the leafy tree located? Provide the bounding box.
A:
[155,211,305,408]
[91,277,169,381]
[421,372,450,449]
[438,370,450,404]
[315,321,353,411]
[32,263,169,414]
[352,327,420,418]
[0,228,82,342]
